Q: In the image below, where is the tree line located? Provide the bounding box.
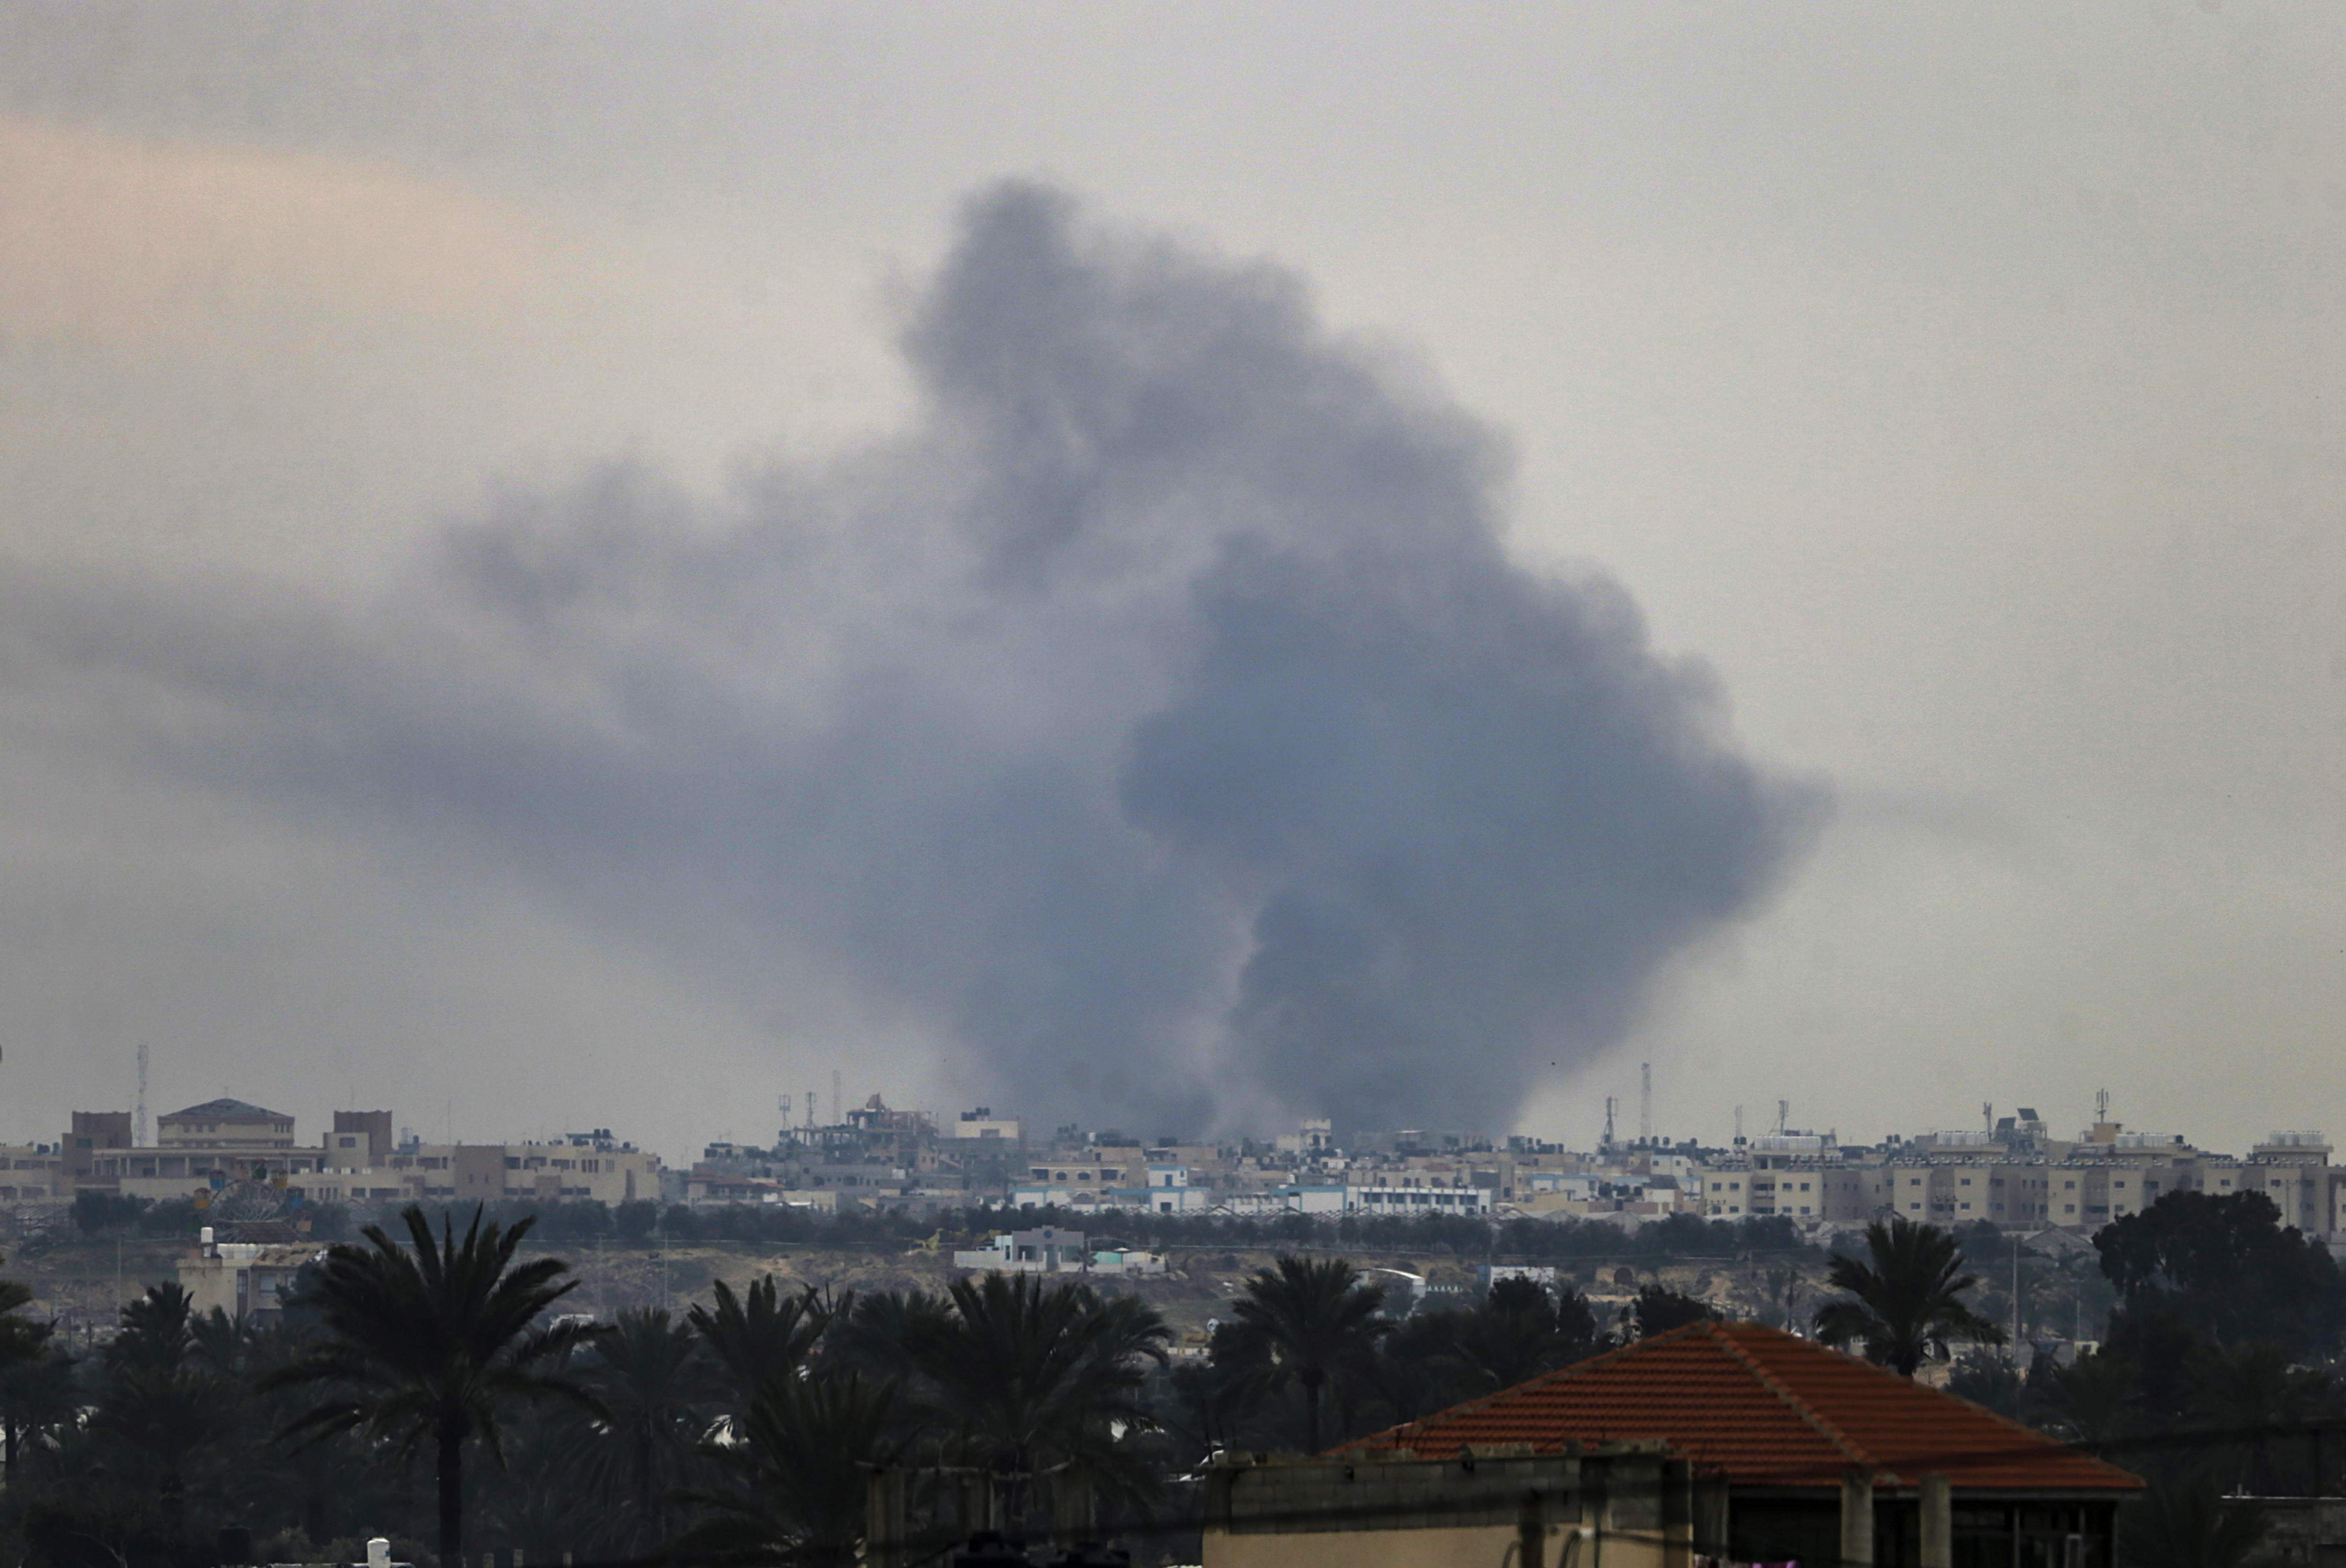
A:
[4,1190,2342,1568]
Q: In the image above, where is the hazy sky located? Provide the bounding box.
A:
[0,2,2339,1160]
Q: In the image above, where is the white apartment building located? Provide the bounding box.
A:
[1348,1183,1494,1216]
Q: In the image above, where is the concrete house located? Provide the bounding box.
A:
[1335,1321,2141,1568]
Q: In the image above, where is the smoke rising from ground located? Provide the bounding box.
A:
[15,183,1822,1134]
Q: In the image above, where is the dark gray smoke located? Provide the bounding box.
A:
[12,182,1822,1134]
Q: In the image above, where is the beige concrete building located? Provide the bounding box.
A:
[159,1098,295,1154]
[0,1144,66,1205]
[291,1132,659,1207]
[1203,1446,1682,1568]
[179,1236,321,1322]
[77,1100,318,1198]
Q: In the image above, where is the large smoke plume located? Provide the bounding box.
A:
[17,183,1822,1133]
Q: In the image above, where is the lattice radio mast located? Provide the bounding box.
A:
[135,1043,149,1148]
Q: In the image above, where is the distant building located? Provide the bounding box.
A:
[1348,1183,1494,1216]
[179,1230,321,1323]
[952,1225,1088,1273]
[159,1098,295,1153]
[1089,1247,1167,1276]
[952,1107,1023,1142]
[64,1111,132,1183]
[0,1142,66,1205]
[324,1110,394,1171]
[300,1130,659,1208]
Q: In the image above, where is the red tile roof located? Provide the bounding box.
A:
[1341,1320,2140,1494]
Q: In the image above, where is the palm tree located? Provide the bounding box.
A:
[0,1256,61,1484]
[2037,1347,2138,1446]
[2186,1342,2331,1495]
[262,1204,603,1568]
[899,1274,1170,1528]
[0,1346,77,1484]
[0,1260,43,1368]
[1813,1215,2005,1377]
[1226,1256,1388,1452]
[686,1275,835,1416]
[678,1371,901,1568]
[91,1283,227,1543]
[1455,1278,1602,1388]
[1630,1285,1715,1340]
[562,1307,720,1553]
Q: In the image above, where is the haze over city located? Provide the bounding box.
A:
[2,4,2343,1161]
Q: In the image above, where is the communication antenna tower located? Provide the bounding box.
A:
[1983,1101,1994,1135]
[831,1069,842,1127]
[135,1043,149,1148]
[1734,1104,1744,1142]
[1601,1096,1616,1150]
[1776,1098,1789,1136]
[805,1090,816,1129]
[2095,1087,2110,1123]
[1639,1062,1653,1144]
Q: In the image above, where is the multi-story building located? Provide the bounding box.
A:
[1347,1182,1495,1217]
[2244,1133,2333,1235]
[77,1100,319,1199]
[304,1128,660,1207]
[0,1143,66,1206]
[64,1110,132,1184]
[66,1100,663,1211]
[159,1098,296,1156]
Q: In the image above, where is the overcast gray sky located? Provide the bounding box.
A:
[0,2,2339,1161]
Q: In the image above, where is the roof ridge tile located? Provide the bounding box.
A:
[1706,1321,1874,1472]
[1336,1318,1714,1456]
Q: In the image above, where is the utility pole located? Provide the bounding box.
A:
[135,1043,149,1149]
[2011,1235,2022,1362]
[832,1069,842,1127]
[1639,1063,1653,1145]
